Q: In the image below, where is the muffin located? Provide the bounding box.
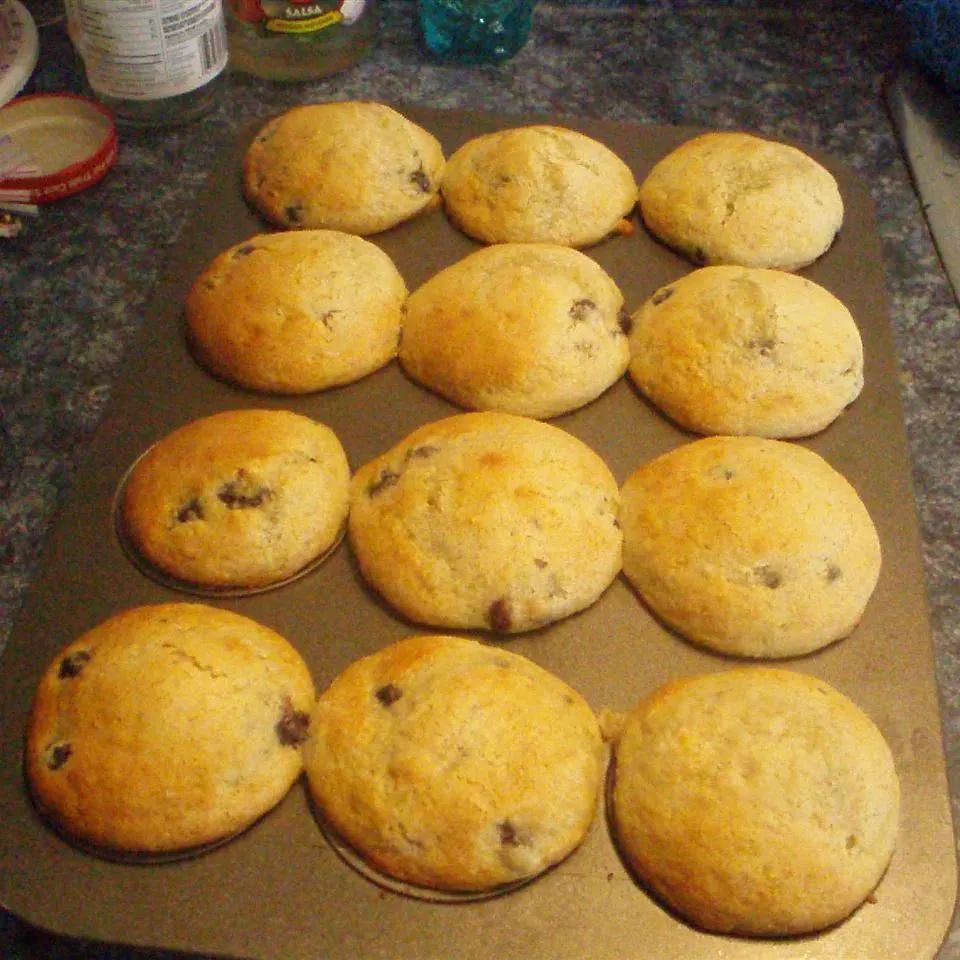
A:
[243,101,445,235]
[610,668,900,936]
[186,231,407,394]
[626,266,864,437]
[25,603,316,857]
[399,243,629,419]
[348,412,622,633]
[304,634,605,892]
[638,131,844,270]
[619,436,881,658]
[121,409,350,590]
[440,124,638,247]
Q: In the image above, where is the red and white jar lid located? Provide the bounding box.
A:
[0,93,118,203]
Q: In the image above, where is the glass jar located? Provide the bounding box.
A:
[225,0,378,82]
[418,0,534,63]
[64,0,228,128]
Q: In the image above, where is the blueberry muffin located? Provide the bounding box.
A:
[638,131,844,270]
[399,243,629,419]
[627,266,864,437]
[619,436,881,658]
[348,412,622,633]
[303,634,605,892]
[609,668,900,935]
[440,124,638,247]
[121,409,350,590]
[25,603,316,857]
[243,101,446,235]
[186,231,407,394]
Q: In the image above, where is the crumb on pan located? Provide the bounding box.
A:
[598,706,627,742]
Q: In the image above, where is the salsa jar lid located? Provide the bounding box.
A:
[0,92,118,203]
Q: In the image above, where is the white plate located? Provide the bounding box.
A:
[0,0,38,110]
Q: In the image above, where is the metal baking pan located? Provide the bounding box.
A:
[0,105,955,960]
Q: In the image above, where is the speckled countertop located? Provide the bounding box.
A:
[1,1,958,957]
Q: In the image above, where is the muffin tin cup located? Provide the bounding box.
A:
[111,448,347,599]
[311,802,538,905]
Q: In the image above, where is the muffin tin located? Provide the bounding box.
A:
[0,105,955,960]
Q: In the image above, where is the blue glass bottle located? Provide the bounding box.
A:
[418,0,535,63]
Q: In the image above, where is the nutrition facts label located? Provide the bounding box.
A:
[65,0,227,100]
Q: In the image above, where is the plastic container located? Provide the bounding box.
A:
[225,0,377,82]
[64,0,228,128]
[418,0,535,63]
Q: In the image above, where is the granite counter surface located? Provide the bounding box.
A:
[1,1,958,957]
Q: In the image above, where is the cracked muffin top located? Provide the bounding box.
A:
[347,412,622,634]
[121,409,350,590]
[243,101,445,235]
[186,230,407,395]
[399,243,629,419]
[440,124,638,247]
[303,633,605,892]
[618,436,881,658]
[626,266,864,438]
[638,131,844,271]
[25,603,316,857]
[609,668,900,936]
